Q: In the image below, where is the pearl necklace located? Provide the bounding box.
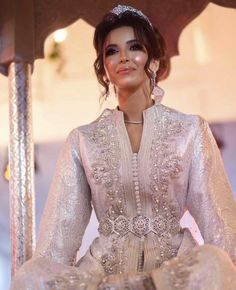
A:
[124,120,143,124]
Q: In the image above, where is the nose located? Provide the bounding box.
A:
[120,56,129,63]
[119,50,129,63]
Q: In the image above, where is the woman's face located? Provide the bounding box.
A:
[103,26,149,92]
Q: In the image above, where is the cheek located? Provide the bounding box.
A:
[104,58,118,76]
[133,53,148,67]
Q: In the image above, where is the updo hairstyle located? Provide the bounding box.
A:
[93,9,170,98]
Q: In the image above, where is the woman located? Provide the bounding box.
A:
[11,5,236,290]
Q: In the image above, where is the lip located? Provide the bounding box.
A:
[117,67,135,74]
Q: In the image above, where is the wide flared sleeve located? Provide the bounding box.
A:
[186,116,236,263]
[10,129,93,290]
[34,128,92,265]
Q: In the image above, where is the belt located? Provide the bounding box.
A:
[98,214,180,238]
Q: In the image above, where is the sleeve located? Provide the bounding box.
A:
[186,116,236,263]
[34,128,92,265]
[10,129,93,290]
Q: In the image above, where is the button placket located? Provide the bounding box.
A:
[132,153,142,215]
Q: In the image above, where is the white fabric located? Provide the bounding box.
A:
[10,100,236,289]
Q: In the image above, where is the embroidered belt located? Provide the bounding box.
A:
[98,214,180,238]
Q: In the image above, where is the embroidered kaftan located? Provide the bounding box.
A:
[10,101,236,289]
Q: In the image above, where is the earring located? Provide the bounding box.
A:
[151,71,164,102]
[104,78,111,101]
[105,87,110,101]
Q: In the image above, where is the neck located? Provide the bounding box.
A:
[117,87,153,121]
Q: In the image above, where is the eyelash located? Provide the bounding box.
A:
[105,48,118,57]
[105,43,145,57]
[130,43,144,51]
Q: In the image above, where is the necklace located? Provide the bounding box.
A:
[124,120,143,124]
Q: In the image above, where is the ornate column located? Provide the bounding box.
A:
[8,62,35,275]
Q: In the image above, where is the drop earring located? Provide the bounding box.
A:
[151,70,164,102]
[104,78,111,101]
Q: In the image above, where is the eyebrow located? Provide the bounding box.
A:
[104,39,141,49]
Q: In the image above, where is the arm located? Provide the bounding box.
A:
[34,128,92,265]
[186,116,236,263]
[10,129,93,290]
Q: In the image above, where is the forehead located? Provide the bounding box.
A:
[104,26,136,46]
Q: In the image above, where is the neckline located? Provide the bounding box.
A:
[110,97,159,156]
[116,104,156,156]
[115,96,160,115]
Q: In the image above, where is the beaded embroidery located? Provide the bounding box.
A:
[88,110,126,274]
[88,106,191,273]
[99,214,176,238]
[89,110,125,218]
[150,106,187,266]
[101,246,119,275]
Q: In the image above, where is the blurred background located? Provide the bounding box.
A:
[0,3,236,289]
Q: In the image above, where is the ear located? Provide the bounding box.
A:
[149,59,160,73]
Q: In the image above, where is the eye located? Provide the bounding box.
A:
[105,47,118,57]
[130,42,145,51]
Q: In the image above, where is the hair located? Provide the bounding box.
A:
[93,10,170,99]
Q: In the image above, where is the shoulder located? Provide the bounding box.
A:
[66,108,115,142]
[158,104,207,129]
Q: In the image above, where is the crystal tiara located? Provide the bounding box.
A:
[110,5,153,28]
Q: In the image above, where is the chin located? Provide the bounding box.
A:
[115,79,144,91]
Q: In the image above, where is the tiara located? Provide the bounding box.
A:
[110,5,153,28]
